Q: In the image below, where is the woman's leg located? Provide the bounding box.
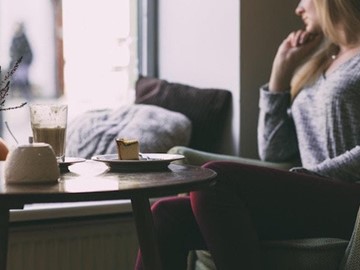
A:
[191,161,360,270]
[135,196,207,270]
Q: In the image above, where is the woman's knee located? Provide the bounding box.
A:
[151,196,192,229]
[152,196,187,218]
[200,161,253,191]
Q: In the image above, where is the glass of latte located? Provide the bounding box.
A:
[29,104,68,162]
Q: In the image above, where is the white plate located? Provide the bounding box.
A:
[91,153,185,172]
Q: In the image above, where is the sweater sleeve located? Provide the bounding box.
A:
[307,146,360,183]
[257,85,300,162]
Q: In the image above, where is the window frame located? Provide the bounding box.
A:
[138,0,158,77]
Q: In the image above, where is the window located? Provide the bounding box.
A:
[0,0,156,145]
[62,0,138,112]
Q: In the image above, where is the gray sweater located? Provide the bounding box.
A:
[258,54,360,182]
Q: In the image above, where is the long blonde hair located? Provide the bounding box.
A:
[291,0,360,99]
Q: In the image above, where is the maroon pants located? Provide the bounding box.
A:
[135,161,360,270]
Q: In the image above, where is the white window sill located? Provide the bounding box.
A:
[9,197,164,222]
[9,200,134,222]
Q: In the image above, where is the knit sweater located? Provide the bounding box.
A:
[258,53,360,182]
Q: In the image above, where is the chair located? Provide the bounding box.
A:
[168,146,360,270]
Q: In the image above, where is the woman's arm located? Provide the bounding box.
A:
[257,86,300,162]
[257,30,323,162]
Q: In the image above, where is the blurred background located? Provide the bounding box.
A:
[0,0,138,145]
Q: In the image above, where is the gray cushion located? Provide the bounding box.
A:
[192,238,348,270]
[66,104,192,159]
[135,75,232,153]
[262,238,348,270]
[339,208,360,270]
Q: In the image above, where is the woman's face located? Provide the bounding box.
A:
[295,0,322,34]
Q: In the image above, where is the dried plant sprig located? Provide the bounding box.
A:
[0,56,27,111]
[0,102,27,111]
[0,81,10,102]
[0,56,23,86]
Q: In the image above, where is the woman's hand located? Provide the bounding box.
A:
[269,30,323,92]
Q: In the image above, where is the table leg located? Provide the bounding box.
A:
[131,196,162,270]
[0,208,9,270]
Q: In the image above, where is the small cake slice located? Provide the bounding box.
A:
[116,138,140,160]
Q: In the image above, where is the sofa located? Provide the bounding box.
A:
[168,146,360,270]
[66,75,232,159]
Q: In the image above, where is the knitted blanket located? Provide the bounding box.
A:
[66,104,192,159]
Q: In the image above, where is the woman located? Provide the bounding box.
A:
[135,0,360,269]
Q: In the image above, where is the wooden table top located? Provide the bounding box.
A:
[0,161,217,208]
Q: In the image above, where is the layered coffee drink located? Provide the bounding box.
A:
[32,127,66,161]
[30,104,68,162]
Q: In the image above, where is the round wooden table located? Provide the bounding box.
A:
[0,160,217,270]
